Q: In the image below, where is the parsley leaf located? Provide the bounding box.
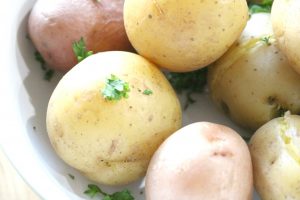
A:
[109,189,134,200]
[72,37,93,62]
[166,68,207,94]
[34,51,54,81]
[249,0,273,15]
[84,184,106,198]
[165,68,207,109]
[84,184,134,200]
[102,74,130,101]
[260,35,274,45]
[44,69,55,81]
[143,89,153,95]
[34,51,46,70]
[68,174,75,180]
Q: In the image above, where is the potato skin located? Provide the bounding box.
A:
[124,0,248,72]
[146,122,253,200]
[208,13,300,131]
[46,51,182,185]
[271,0,300,75]
[249,114,300,200]
[28,0,133,72]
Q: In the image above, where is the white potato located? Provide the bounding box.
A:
[46,51,182,185]
[250,113,300,200]
[208,13,300,131]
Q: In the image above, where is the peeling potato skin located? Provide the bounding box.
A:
[249,115,300,200]
[28,0,133,72]
[271,0,300,75]
[208,13,300,131]
[146,122,253,200]
[46,51,182,185]
[124,0,248,72]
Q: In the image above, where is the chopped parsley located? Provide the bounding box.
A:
[102,74,130,101]
[143,89,153,95]
[72,37,93,62]
[165,68,207,109]
[260,35,274,45]
[68,174,75,180]
[34,51,46,70]
[84,184,134,200]
[249,0,273,15]
[34,51,54,81]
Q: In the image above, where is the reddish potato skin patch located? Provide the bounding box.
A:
[28,0,133,72]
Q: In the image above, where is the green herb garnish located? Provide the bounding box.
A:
[84,184,134,200]
[249,0,273,15]
[102,74,130,101]
[44,69,55,81]
[72,37,93,62]
[34,51,54,81]
[68,174,75,180]
[165,68,207,109]
[143,89,153,95]
[34,51,46,70]
[260,35,274,45]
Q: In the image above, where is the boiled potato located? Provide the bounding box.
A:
[249,113,300,200]
[28,0,133,72]
[208,13,300,131]
[271,0,300,74]
[46,51,182,185]
[146,122,253,200]
[124,0,248,72]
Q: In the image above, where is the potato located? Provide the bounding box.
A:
[46,51,182,185]
[208,13,300,131]
[249,113,300,200]
[271,0,300,74]
[146,122,253,200]
[28,0,133,72]
[124,0,248,72]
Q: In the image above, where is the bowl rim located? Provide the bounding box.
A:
[0,1,78,199]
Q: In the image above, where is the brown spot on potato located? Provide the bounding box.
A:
[213,151,233,157]
[148,115,153,122]
[108,140,118,155]
[267,96,277,105]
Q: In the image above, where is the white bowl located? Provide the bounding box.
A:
[0,0,260,199]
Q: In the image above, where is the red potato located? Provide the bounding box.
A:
[28,0,133,72]
[146,122,253,200]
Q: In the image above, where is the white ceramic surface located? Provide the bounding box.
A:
[0,0,260,199]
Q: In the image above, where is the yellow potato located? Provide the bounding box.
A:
[272,0,300,74]
[46,51,182,185]
[249,113,300,200]
[124,0,248,72]
[146,122,253,200]
[208,13,300,131]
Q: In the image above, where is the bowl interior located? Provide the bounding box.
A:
[5,0,260,199]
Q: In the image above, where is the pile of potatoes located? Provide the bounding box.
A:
[28,0,300,199]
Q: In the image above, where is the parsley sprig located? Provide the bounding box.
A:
[143,89,153,95]
[84,184,134,200]
[165,68,207,109]
[72,37,93,62]
[102,74,130,101]
[34,51,54,81]
[249,0,273,15]
[260,35,274,45]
